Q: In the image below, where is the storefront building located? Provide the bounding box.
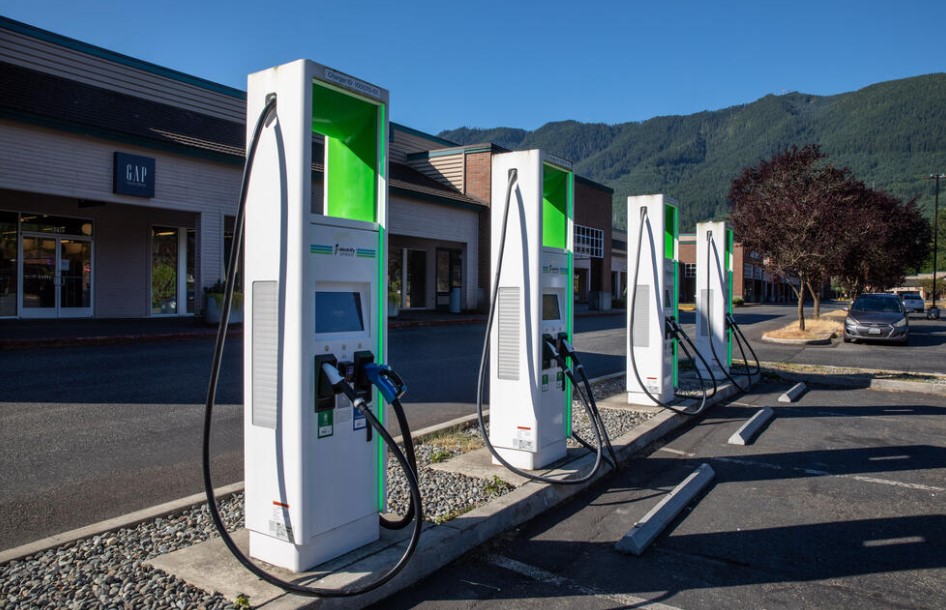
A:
[0,16,613,320]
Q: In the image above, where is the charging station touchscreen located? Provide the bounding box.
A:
[543,293,561,321]
[316,291,365,334]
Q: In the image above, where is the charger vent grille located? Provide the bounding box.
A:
[252,281,279,429]
[497,287,520,380]
[632,285,650,348]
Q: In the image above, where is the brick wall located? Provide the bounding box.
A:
[574,178,613,295]
[464,151,493,310]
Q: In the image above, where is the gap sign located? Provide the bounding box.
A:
[113,152,155,198]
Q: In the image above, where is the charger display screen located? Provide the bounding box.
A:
[542,294,561,321]
[316,291,364,333]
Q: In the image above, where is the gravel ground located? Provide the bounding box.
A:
[0,377,652,609]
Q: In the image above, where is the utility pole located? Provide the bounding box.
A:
[926,174,944,313]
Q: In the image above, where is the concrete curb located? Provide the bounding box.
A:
[779,382,808,403]
[615,463,716,556]
[728,407,775,445]
[760,334,833,346]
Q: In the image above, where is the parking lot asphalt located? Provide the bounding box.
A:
[373,381,946,609]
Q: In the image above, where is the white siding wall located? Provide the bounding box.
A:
[389,196,479,308]
[0,27,245,122]
[390,128,450,164]
[406,153,465,191]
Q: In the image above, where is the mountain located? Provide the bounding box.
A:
[439,74,946,233]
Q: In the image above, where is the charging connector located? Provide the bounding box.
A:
[314,355,339,411]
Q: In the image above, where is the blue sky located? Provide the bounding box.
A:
[3,0,944,135]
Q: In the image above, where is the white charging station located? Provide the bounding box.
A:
[243,60,389,572]
[626,194,679,406]
[489,150,574,470]
[695,221,733,381]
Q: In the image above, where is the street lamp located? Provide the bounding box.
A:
[926,173,944,315]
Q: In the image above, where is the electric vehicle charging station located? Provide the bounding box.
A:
[695,221,733,381]
[626,194,679,406]
[487,150,574,471]
[242,60,393,572]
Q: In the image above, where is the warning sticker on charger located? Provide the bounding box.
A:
[515,426,535,451]
[269,501,293,542]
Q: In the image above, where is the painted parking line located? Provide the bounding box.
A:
[489,554,684,610]
[657,448,944,493]
[711,455,945,493]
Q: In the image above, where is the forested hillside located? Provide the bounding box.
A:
[440,74,946,232]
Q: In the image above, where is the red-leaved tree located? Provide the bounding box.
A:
[729,145,861,330]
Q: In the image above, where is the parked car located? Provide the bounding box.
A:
[900,291,925,314]
[844,293,909,345]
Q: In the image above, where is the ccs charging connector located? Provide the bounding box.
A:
[353,351,375,402]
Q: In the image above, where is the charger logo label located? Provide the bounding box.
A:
[310,244,376,259]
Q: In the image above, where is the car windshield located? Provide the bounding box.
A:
[852,297,902,313]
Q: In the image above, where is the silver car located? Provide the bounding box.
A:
[844,293,909,345]
[900,291,925,314]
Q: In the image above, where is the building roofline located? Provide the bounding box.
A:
[0,15,246,99]
[391,122,458,147]
[406,142,507,161]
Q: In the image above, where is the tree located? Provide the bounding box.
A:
[835,189,931,295]
[730,145,861,331]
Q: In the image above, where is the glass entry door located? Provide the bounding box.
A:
[59,239,93,317]
[20,234,93,318]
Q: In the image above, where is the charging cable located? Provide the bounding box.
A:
[552,338,618,468]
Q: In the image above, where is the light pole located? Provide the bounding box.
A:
[927,173,944,314]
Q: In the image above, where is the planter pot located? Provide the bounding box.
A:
[205,294,244,325]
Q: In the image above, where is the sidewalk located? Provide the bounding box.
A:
[0,304,624,349]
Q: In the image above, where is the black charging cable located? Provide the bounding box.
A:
[379,394,419,530]
[202,95,423,597]
[552,339,618,468]
[475,168,606,486]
